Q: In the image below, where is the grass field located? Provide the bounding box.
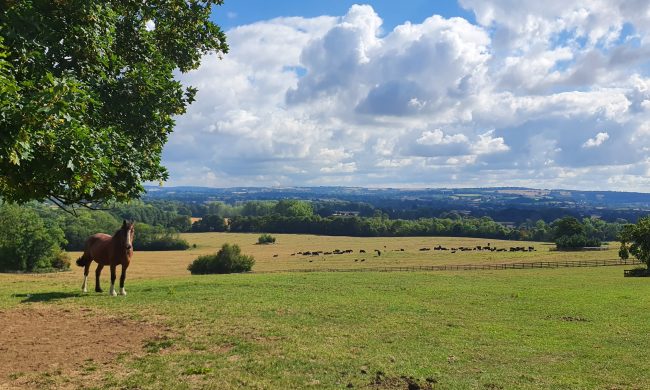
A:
[0,233,648,389]
[65,232,623,277]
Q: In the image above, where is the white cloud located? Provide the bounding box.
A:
[471,130,510,154]
[159,3,650,191]
[417,129,469,145]
[320,162,357,174]
[582,132,610,148]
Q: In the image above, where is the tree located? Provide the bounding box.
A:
[274,200,313,218]
[59,209,120,250]
[619,217,650,269]
[552,217,584,240]
[0,1,228,206]
[0,203,68,271]
[191,214,226,232]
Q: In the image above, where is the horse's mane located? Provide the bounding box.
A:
[112,226,125,239]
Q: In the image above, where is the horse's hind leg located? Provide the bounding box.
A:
[82,262,91,293]
[95,264,104,293]
[109,265,117,296]
[119,264,128,296]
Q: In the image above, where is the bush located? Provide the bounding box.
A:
[188,243,255,274]
[51,250,71,270]
[257,233,276,244]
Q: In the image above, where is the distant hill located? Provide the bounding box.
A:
[143,186,650,223]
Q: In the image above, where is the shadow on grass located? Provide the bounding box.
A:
[13,291,82,303]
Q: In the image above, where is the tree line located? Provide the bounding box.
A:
[188,199,626,242]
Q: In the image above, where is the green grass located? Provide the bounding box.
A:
[2,266,649,389]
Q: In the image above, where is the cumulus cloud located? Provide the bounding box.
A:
[582,132,610,148]
[160,3,650,191]
[472,130,510,154]
[417,129,469,145]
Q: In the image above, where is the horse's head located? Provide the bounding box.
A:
[120,220,135,253]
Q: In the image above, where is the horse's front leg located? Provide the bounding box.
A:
[119,264,128,296]
[109,264,117,296]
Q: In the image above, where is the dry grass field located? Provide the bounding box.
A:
[0,233,620,290]
[159,232,619,274]
[42,232,620,279]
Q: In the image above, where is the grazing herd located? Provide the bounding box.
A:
[275,243,535,262]
[419,244,535,254]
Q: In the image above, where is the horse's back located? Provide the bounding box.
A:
[85,233,113,264]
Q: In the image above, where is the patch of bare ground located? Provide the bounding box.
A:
[368,371,436,390]
[0,305,166,389]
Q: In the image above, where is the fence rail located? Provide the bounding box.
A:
[256,259,641,274]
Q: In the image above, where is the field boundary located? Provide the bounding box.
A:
[256,259,641,274]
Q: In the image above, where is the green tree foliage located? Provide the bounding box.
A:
[187,243,254,274]
[0,203,68,271]
[0,1,227,206]
[191,214,227,232]
[229,214,515,239]
[169,215,192,233]
[50,206,188,251]
[0,37,18,127]
[135,223,189,251]
[59,209,121,250]
[619,217,650,269]
[552,217,601,249]
[111,201,190,230]
[552,217,585,240]
[241,201,275,217]
[274,200,313,217]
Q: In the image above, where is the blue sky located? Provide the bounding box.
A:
[213,1,475,32]
[162,1,650,191]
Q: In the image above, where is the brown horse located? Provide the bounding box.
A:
[76,220,135,296]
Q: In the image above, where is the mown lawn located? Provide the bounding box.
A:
[1,266,648,389]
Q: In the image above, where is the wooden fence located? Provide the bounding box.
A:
[257,259,641,274]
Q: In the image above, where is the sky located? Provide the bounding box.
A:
[162,1,650,191]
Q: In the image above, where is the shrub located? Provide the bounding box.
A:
[257,233,276,245]
[51,250,71,270]
[188,243,255,274]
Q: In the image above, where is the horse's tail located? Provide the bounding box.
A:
[75,253,91,267]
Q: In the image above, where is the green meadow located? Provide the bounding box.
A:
[0,234,648,389]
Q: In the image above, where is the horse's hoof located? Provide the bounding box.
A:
[110,289,117,297]
[119,289,127,296]
[95,288,103,293]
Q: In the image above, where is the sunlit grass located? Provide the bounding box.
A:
[0,233,644,389]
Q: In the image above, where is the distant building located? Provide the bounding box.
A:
[331,211,360,217]
[497,221,517,228]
